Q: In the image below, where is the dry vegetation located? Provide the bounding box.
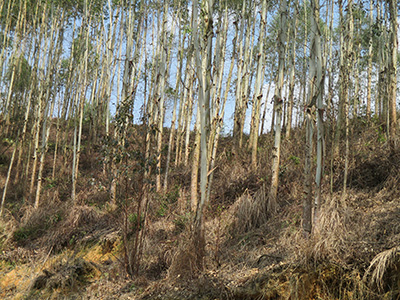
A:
[1,119,400,300]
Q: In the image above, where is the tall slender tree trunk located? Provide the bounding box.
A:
[34,10,63,208]
[312,0,324,222]
[232,0,247,149]
[341,0,353,201]
[164,8,184,191]
[72,4,91,205]
[366,0,373,121]
[388,0,398,152]
[334,0,345,156]
[303,0,325,233]
[183,73,196,166]
[155,2,172,193]
[269,0,288,214]
[175,49,193,167]
[301,0,308,123]
[0,132,18,216]
[286,6,298,139]
[260,80,272,135]
[190,107,201,212]
[207,1,229,204]
[238,3,256,148]
[250,0,267,169]
[192,0,213,271]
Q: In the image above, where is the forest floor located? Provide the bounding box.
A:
[1,120,400,299]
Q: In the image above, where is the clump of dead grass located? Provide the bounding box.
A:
[28,255,98,299]
[47,204,105,251]
[168,226,202,279]
[364,245,400,292]
[279,196,351,266]
[311,197,351,263]
[229,184,271,235]
[212,159,260,206]
[11,203,65,250]
[140,220,176,280]
[0,212,17,250]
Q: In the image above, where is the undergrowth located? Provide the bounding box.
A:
[0,124,399,299]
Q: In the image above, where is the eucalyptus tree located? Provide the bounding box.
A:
[191,106,201,212]
[249,0,267,169]
[302,0,324,234]
[387,0,397,151]
[34,8,65,208]
[375,1,385,123]
[155,1,174,193]
[71,1,93,204]
[14,4,44,186]
[109,3,130,204]
[173,16,195,168]
[366,0,373,121]
[268,0,288,214]
[237,1,256,148]
[207,0,230,203]
[0,1,26,214]
[326,0,335,195]
[232,0,249,149]
[0,1,29,204]
[175,52,195,167]
[0,133,18,216]
[301,0,309,120]
[352,3,363,118]
[2,0,27,133]
[312,0,324,224]
[29,1,51,197]
[340,0,353,200]
[164,2,185,192]
[234,1,256,148]
[192,0,213,270]
[0,0,13,98]
[285,1,298,139]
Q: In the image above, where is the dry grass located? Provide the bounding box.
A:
[167,226,199,279]
[229,187,269,234]
[276,198,350,266]
[2,124,400,299]
[46,204,108,252]
[311,196,351,263]
[364,245,400,291]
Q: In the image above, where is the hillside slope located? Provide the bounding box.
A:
[1,121,400,299]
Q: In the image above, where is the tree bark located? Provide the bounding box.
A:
[388,0,398,152]
[192,0,213,271]
[250,0,267,169]
[269,0,288,214]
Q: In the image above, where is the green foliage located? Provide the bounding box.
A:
[44,177,58,190]
[13,211,62,242]
[1,0,107,32]
[173,212,191,233]
[128,213,144,231]
[289,155,300,165]
[46,212,62,225]
[70,32,100,75]
[4,55,32,96]
[2,137,14,146]
[156,201,168,217]
[13,225,41,242]
[156,185,180,217]
[166,185,180,204]
[58,59,71,88]
[0,31,11,50]
[376,128,386,143]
